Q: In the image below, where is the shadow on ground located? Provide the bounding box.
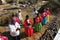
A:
[2,31,27,40]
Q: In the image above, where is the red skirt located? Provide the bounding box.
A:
[25,27,33,37]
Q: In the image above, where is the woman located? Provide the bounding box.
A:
[46,8,51,23]
[24,15,33,37]
[41,9,47,25]
[34,14,42,32]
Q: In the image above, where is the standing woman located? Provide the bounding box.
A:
[46,8,51,23]
[41,9,47,25]
[34,14,42,32]
[24,15,33,37]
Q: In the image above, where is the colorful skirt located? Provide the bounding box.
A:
[46,15,49,23]
[25,27,33,37]
[34,22,42,32]
[42,17,47,25]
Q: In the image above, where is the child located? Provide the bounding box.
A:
[24,15,33,37]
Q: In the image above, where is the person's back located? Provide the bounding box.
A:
[8,22,20,40]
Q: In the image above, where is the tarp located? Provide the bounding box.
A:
[54,29,60,40]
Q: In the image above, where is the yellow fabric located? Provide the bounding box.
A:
[47,15,49,22]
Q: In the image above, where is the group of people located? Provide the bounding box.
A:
[24,7,51,37]
[0,7,51,40]
[8,7,51,40]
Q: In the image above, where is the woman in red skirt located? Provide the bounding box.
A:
[24,15,33,37]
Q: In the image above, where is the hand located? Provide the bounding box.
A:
[16,28,20,31]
